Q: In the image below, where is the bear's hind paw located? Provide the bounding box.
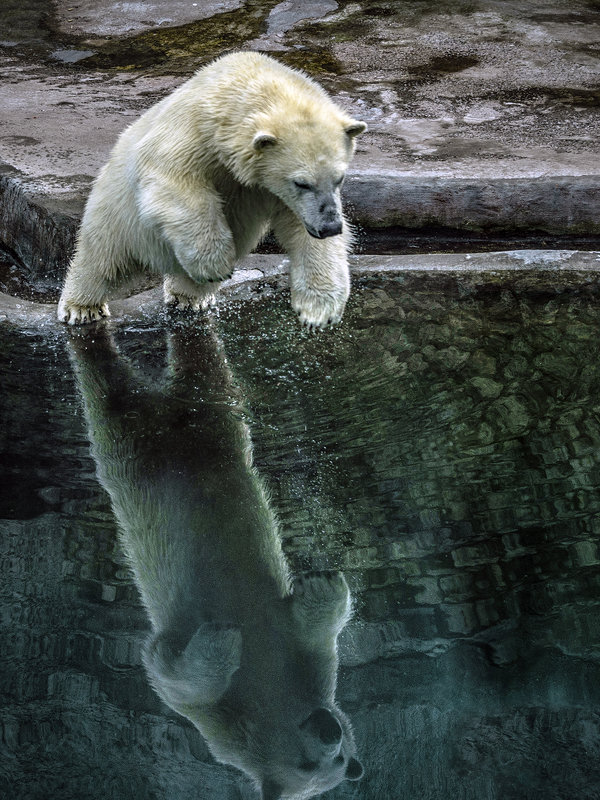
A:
[163,274,218,312]
[164,290,217,312]
[58,300,110,325]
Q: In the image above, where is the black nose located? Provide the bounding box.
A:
[301,708,343,745]
[317,220,343,238]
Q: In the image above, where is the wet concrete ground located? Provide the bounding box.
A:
[1,1,599,293]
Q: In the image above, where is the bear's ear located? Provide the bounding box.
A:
[260,778,283,800]
[253,131,278,151]
[344,120,367,138]
[345,757,364,781]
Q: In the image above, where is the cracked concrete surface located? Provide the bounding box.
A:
[0,0,599,296]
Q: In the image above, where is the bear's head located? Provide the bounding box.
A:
[235,704,364,800]
[243,104,366,240]
[258,705,363,799]
[191,697,363,799]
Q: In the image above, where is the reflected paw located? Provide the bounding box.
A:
[189,622,242,671]
[291,571,352,637]
[145,623,242,706]
[293,571,350,605]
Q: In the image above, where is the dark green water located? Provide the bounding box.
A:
[2,271,600,799]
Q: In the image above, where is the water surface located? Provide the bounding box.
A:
[2,269,600,799]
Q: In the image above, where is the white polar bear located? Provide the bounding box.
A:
[58,51,366,329]
[67,325,364,800]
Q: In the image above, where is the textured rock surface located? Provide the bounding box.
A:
[0,0,599,294]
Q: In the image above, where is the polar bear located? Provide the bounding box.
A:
[67,325,363,799]
[58,51,366,329]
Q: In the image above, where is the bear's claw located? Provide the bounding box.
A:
[293,288,347,329]
[164,291,216,312]
[299,313,338,332]
[58,300,110,325]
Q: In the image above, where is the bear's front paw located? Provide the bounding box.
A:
[292,288,347,330]
[58,299,110,325]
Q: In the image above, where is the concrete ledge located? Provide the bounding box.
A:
[2,250,598,329]
[0,173,77,290]
[352,250,600,273]
[347,174,600,235]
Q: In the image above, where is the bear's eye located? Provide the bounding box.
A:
[294,180,313,191]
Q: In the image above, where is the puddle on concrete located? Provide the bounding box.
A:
[0,0,341,78]
[51,49,96,64]
[406,53,480,78]
[0,0,482,78]
[2,268,600,798]
[0,0,279,74]
[76,2,275,72]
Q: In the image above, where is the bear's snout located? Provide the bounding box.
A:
[318,197,343,238]
[300,708,343,745]
[303,192,343,239]
[305,218,343,239]
[317,219,343,238]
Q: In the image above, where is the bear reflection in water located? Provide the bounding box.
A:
[68,326,363,800]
